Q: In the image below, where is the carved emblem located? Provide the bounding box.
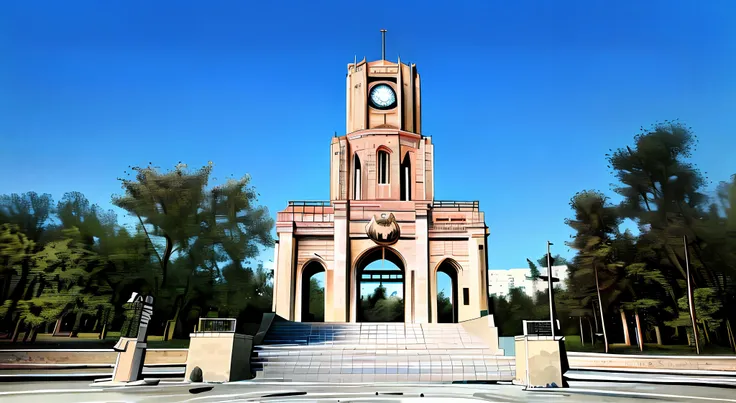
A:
[366,213,400,245]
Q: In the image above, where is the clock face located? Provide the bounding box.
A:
[369,84,397,110]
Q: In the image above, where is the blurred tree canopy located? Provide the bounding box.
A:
[494,122,736,352]
[0,163,274,341]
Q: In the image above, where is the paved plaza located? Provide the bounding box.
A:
[2,379,736,402]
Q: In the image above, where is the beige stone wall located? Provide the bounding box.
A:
[0,349,187,366]
[185,333,253,383]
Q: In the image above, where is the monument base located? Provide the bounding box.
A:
[185,332,254,383]
[514,335,568,388]
[111,337,148,383]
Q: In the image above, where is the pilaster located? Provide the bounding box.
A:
[330,201,349,322]
[274,223,295,320]
[413,202,430,323]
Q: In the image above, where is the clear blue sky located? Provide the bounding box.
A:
[2,1,735,278]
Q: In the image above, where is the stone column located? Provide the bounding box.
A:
[413,204,430,323]
[274,223,295,320]
[330,201,349,322]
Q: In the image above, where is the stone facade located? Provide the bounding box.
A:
[271,56,490,324]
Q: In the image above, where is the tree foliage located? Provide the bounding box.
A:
[0,163,275,341]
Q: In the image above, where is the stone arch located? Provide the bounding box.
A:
[350,246,407,323]
[298,259,327,322]
[431,258,462,323]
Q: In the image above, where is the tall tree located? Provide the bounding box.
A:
[0,192,55,332]
[565,190,623,352]
[112,163,212,294]
[0,224,34,302]
[607,121,713,290]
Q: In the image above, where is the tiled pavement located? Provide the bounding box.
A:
[251,322,515,383]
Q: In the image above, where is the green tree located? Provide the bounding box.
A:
[0,224,34,302]
[607,121,713,291]
[437,290,454,323]
[0,192,55,333]
[113,163,212,294]
[308,277,325,322]
[526,259,540,280]
[10,228,112,342]
[536,254,569,269]
[565,190,623,352]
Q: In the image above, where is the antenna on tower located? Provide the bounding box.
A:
[380,29,387,60]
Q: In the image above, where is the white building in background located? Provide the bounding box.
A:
[487,266,569,299]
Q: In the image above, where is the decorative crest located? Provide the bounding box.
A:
[366,213,400,245]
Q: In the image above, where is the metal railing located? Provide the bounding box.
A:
[432,200,480,211]
[197,318,237,333]
[429,222,475,231]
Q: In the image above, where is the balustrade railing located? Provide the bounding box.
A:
[432,200,480,211]
[277,200,485,229]
[277,201,333,222]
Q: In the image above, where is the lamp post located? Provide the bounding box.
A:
[547,241,556,338]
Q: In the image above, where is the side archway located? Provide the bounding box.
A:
[432,259,461,323]
[299,260,326,322]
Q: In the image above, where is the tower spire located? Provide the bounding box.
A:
[380,29,387,61]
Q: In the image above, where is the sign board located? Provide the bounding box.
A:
[522,320,559,336]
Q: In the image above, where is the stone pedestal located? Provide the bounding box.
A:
[185,332,254,383]
[111,337,147,383]
[514,336,568,388]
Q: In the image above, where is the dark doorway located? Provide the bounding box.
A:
[357,247,405,322]
[301,261,325,322]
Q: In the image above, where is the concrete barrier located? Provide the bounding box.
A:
[568,352,736,372]
[0,349,187,367]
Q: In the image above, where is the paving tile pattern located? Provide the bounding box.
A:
[251,322,515,383]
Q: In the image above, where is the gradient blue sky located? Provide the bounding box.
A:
[2,1,735,280]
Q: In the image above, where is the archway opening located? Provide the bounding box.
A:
[357,247,405,322]
[400,153,411,201]
[436,260,459,323]
[353,154,362,200]
[301,261,325,322]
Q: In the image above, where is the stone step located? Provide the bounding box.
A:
[251,320,511,383]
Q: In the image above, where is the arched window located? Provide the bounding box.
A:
[377,150,389,184]
[400,153,411,201]
[353,154,362,200]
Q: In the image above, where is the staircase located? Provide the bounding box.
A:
[251,320,514,383]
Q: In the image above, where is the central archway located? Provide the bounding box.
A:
[354,247,405,323]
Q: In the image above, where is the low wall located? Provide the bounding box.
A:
[0,349,187,367]
[568,352,736,372]
[2,347,735,373]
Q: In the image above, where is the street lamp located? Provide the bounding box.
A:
[547,241,556,338]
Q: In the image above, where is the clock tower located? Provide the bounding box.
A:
[345,54,421,133]
[330,41,432,202]
[273,32,490,327]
